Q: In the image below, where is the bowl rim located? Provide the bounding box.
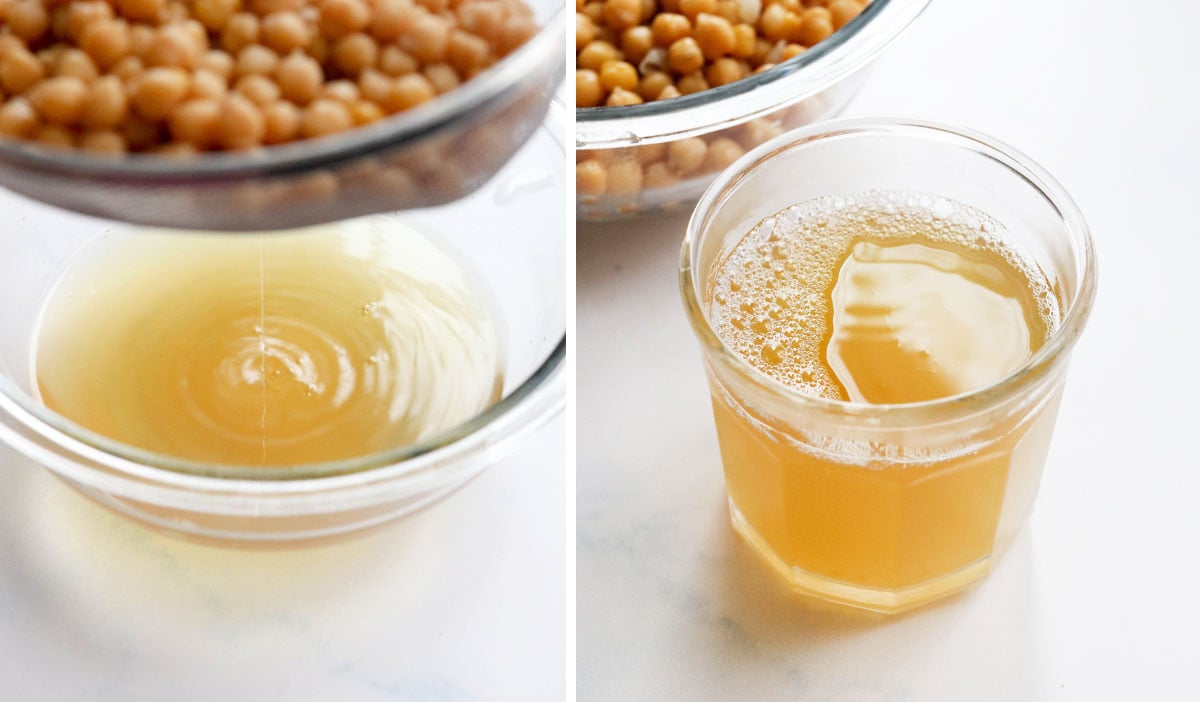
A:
[0,9,565,181]
[575,0,929,149]
[680,116,1098,424]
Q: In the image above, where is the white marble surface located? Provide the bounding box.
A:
[578,0,1200,698]
[0,416,564,701]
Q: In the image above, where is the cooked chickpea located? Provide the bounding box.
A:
[319,0,371,38]
[643,161,676,188]
[64,2,112,41]
[321,79,358,102]
[423,62,459,93]
[262,11,312,53]
[703,136,743,171]
[234,73,281,105]
[146,25,204,69]
[667,136,706,174]
[617,26,653,64]
[301,96,352,137]
[694,13,736,60]
[191,68,228,99]
[27,76,88,125]
[656,84,679,99]
[796,6,834,45]
[667,37,704,74]
[731,23,756,57]
[54,50,98,82]
[603,0,641,31]
[607,157,642,194]
[0,97,37,137]
[262,99,299,143]
[678,0,716,20]
[636,70,670,101]
[8,0,49,43]
[192,0,241,32]
[168,97,219,145]
[371,0,416,41]
[599,60,638,92]
[221,13,260,54]
[780,43,804,60]
[276,50,322,104]
[676,70,708,94]
[446,30,489,77]
[576,13,598,50]
[217,93,265,148]
[116,0,163,23]
[34,124,74,148]
[236,44,280,76]
[132,67,191,120]
[199,49,235,78]
[81,75,128,128]
[650,13,690,46]
[578,40,621,72]
[79,20,132,70]
[0,46,44,95]
[576,68,604,107]
[385,72,436,111]
[576,159,607,195]
[334,33,378,75]
[349,98,383,124]
[402,13,450,63]
[705,56,744,85]
[760,4,799,42]
[828,0,863,29]
[606,86,642,106]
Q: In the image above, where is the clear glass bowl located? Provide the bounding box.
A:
[575,0,927,221]
[0,4,564,232]
[0,114,564,544]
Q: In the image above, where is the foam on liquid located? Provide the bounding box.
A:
[708,191,1060,404]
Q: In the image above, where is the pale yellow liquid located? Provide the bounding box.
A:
[708,191,1062,603]
[34,221,502,467]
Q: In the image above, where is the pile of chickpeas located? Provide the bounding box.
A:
[575,0,867,206]
[0,0,537,153]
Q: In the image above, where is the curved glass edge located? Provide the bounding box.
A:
[679,116,1098,426]
[575,0,929,148]
[0,11,565,180]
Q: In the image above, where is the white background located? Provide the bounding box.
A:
[578,0,1200,699]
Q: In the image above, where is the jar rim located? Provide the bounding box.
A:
[680,116,1099,423]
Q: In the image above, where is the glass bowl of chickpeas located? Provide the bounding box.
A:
[575,0,926,220]
[0,0,563,230]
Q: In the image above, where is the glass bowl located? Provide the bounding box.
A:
[575,0,927,221]
[0,3,564,232]
[0,113,564,544]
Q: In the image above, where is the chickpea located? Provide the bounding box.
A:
[599,60,638,92]
[111,55,145,82]
[54,50,98,82]
[619,26,653,64]
[643,162,677,188]
[235,73,281,105]
[677,0,716,20]
[705,56,744,85]
[384,73,436,111]
[116,0,163,23]
[694,13,736,60]
[334,33,379,75]
[606,86,642,106]
[424,62,460,93]
[236,44,280,76]
[372,0,417,41]
[578,40,621,72]
[676,70,708,94]
[636,70,670,101]
[275,50,322,104]
[795,7,834,46]
[191,68,228,99]
[34,124,74,148]
[656,84,679,99]
[667,37,704,74]
[222,13,260,54]
[217,93,265,148]
[650,13,690,47]
[262,99,300,143]
[193,0,241,32]
[319,0,371,38]
[301,97,352,137]
[780,43,804,60]
[603,0,641,31]
[731,23,756,58]
[199,50,235,79]
[79,20,132,70]
[349,99,383,124]
[576,159,607,195]
[7,0,49,43]
[576,13,598,50]
[446,30,490,77]
[0,46,44,95]
[0,97,38,137]
[168,97,220,146]
[321,79,358,103]
[760,4,800,42]
[458,1,504,42]
[81,75,128,129]
[703,136,743,171]
[27,76,88,125]
[607,157,642,194]
[667,136,706,175]
[64,2,112,42]
[576,68,604,107]
[131,67,191,121]
[401,13,450,64]
[828,0,863,30]
[379,45,418,75]
[262,11,311,54]
[146,25,203,69]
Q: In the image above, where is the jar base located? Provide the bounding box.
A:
[728,498,990,614]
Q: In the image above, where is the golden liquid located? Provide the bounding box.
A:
[708,191,1062,600]
[34,221,502,468]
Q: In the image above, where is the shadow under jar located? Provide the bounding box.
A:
[575,0,926,221]
[681,118,1097,613]
[0,114,565,544]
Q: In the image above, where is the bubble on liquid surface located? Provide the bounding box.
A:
[705,189,1060,401]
